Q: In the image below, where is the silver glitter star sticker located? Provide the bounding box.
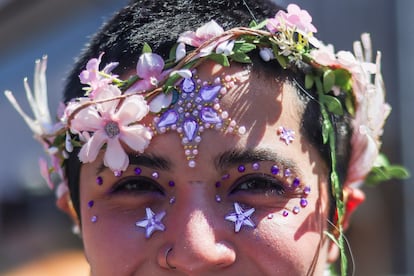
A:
[225,202,256,232]
[135,207,166,238]
[278,126,295,145]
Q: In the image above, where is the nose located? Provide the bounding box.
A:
[164,198,236,274]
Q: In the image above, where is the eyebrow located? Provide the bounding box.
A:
[96,153,172,175]
[215,148,303,177]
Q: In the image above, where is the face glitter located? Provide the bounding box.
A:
[91,215,98,223]
[277,126,295,145]
[215,194,222,202]
[152,171,159,179]
[88,200,94,208]
[168,180,175,187]
[271,165,279,175]
[134,167,142,175]
[169,196,176,204]
[96,176,103,185]
[238,165,246,173]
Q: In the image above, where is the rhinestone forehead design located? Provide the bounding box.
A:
[150,75,246,168]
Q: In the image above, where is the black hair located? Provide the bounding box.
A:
[63,0,351,219]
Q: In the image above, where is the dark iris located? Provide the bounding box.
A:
[110,176,164,195]
[230,174,286,196]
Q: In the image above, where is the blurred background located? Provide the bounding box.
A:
[0,0,412,275]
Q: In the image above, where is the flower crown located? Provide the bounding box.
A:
[4,4,408,275]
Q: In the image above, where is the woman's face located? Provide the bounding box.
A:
[78,62,332,275]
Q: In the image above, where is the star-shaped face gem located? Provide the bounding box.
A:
[277,126,295,145]
[225,202,256,232]
[135,207,166,238]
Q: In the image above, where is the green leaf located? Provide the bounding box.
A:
[168,43,178,61]
[321,95,343,115]
[344,91,355,116]
[305,74,314,90]
[322,118,330,144]
[323,70,335,93]
[248,20,258,28]
[333,69,352,91]
[233,41,256,54]
[142,42,152,54]
[249,19,268,30]
[207,53,230,66]
[230,52,252,63]
[387,165,410,179]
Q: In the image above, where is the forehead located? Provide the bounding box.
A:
[140,61,322,175]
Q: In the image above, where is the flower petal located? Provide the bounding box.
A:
[104,138,129,171]
[114,95,149,124]
[78,130,107,163]
[121,125,152,152]
[136,53,165,80]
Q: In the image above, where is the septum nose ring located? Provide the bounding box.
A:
[165,247,176,269]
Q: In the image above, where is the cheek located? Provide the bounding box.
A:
[79,194,149,274]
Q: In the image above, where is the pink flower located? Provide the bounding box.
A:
[79,53,119,98]
[126,53,169,93]
[70,84,152,172]
[267,4,317,34]
[178,20,224,47]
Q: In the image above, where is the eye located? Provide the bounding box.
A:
[230,174,286,197]
[110,176,164,195]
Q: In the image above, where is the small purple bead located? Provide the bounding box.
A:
[215,195,222,202]
[152,171,159,179]
[88,200,94,208]
[168,180,175,187]
[134,167,142,175]
[267,213,274,219]
[284,168,292,177]
[114,170,122,177]
[304,186,311,195]
[282,210,289,217]
[215,181,221,188]
[221,173,230,180]
[292,177,300,187]
[300,198,308,208]
[91,215,98,223]
[271,165,279,175]
[96,176,103,185]
[238,165,246,173]
[252,162,260,170]
[293,206,300,214]
[169,196,176,204]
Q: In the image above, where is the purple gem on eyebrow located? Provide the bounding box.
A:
[88,200,94,208]
[304,186,311,195]
[201,107,222,124]
[157,110,179,128]
[293,206,300,214]
[300,198,308,208]
[215,181,221,188]
[134,167,142,175]
[96,176,103,185]
[271,165,279,175]
[284,169,292,177]
[252,162,260,170]
[181,77,196,93]
[152,172,159,179]
[168,180,175,187]
[292,177,300,187]
[199,85,221,101]
[238,165,246,173]
[114,170,122,177]
[282,210,289,217]
[183,119,198,141]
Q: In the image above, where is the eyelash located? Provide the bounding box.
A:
[110,176,164,195]
[230,174,287,197]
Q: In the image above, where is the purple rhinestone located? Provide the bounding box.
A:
[168,180,175,187]
[215,195,222,202]
[96,176,103,185]
[238,165,246,173]
[152,172,159,179]
[199,84,221,101]
[292,206,300,214]
[157,110,179,128]
[304,186,311,195]
[282,210,289,217]
[300,198,308,208]
[267,214,274,219]
[114,170,122,177]
[292,177,300,187]
[221,174,230,180]
[252,162,260,170]
[134,167,142,175]
[284,169,292,177]
[201,107,222,124]
[91,215,98,223]
[181,78,195,93]
[215,181,221,188]
[169,196,176,204]
[271,165,279,175]
[88,200,94,208]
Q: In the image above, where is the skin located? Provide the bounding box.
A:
[77,62,335,275]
